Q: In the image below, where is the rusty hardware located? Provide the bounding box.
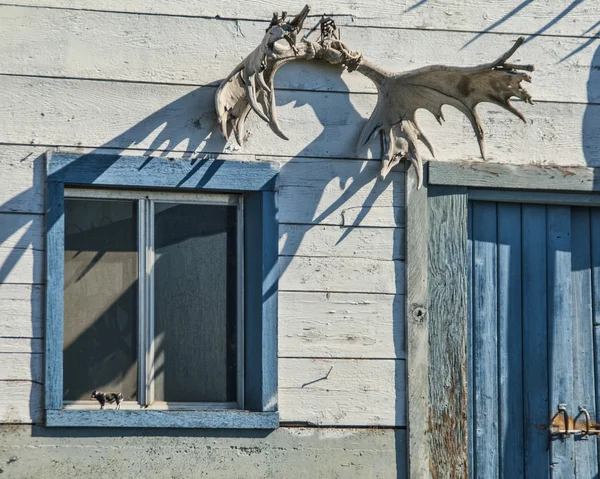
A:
[549,404,600,439]
[573,406,600,438]
[549,404,571,439]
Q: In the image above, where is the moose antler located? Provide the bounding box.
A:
[215,5,534,188]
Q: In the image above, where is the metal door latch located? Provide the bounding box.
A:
[549,404,600,439]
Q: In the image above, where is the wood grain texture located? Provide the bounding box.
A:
[47,410,279,429]
[0,213,44,286]
[48,152,278,191]
[1,5,597,103]
[1,144,404,227]
[7,357,406,426]
[592,209,600,327]
[466,202,474,477]
[469,189,600,207]
[278,292,404,359]
[591,209,600,465]
[243,191,279,413]
[45,179,64,410]
[0,338,43,353]
[1,76,597,168]
[521,204,550,477]
[547,206,574,477]
[0,284,43,338]
[279,358,405,426]
[0,381,43,423]
[260,190,278,412]
[279,224,404,261]
[277,158,404,227]
[0,146,46,214]
[279,256,404,294]
[7,0,600,36]
[405,164,429,478]
[427,186,468,478]
[0,246,43,284]
[472,201,499,479]
[570,207,598,478]
[0,214,44,250]
[431,161,600,191]
[1,224,403,297]
[0,352,42,381]
[496,203,524,479]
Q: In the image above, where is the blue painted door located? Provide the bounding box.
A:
[468,201,600,478]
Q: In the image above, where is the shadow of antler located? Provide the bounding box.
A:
[215,4,534,189]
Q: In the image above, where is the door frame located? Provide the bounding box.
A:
[405,160,600,479]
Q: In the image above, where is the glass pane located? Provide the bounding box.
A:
[63,199,138,402]
[153,202,238,403]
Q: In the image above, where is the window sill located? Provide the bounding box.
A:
[46,409,279,429]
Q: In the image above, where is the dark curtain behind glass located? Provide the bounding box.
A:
[153,203,238,403]
[63,199,138,401]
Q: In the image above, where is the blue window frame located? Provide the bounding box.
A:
[45,152,279,428]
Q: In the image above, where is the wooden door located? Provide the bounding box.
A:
[468,201,600,478]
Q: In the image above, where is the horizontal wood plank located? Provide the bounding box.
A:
[1,237,403,295]
[0,6,596,103]
[278,292,404,359]
[279,358,405,426]
[430,161,600,191]
[280,224,404,261]
[0,352,43,381]
[1,357,406,426]
[279,256,404,294]
[0,246,43,285]
[277,158,404,227]
[0,213,44,250]
[468,189,600,206]
[0,284,43,338]
[0,146,46,214]
[47,410,279,429]
[0,338,43,353]
[0,380,43,423]
[6,1,600,37]
[0,145,404,229]
[1,76,597,169]
[48,152,279,191]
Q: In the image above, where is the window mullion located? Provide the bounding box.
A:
[237,198,245,409]
[138,198,155,406]
[137,198,147,406]
[147,199,155,405]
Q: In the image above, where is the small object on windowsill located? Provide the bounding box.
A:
[91,390,124,410]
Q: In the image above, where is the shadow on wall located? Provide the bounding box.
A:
[0,60,405,461]
[584,42,600,188]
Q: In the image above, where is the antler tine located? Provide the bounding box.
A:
[216,10,533,189]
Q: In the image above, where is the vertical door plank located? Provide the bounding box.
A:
[428,186,468,478]
[467,202,474,478]
[590,208,600,463]
[547,206,574,477]
[472,201,499,479]
[522,204,550,477]
[405,165,430,479]
[592,209,600,327]
[570,207,597,478]
[497,203,524,478]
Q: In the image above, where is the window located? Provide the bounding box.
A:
[45,152,279,428]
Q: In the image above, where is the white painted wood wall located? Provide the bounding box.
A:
[0,1,598,430]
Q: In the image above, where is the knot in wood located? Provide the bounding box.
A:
[412,306,427,323]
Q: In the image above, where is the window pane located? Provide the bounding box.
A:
[153,202,238,403]
[63,199,138,402]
